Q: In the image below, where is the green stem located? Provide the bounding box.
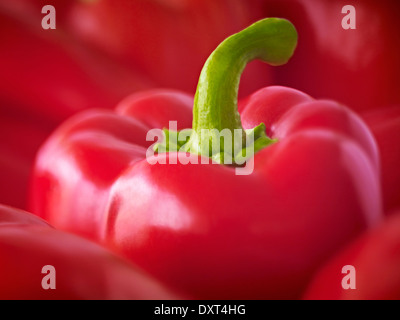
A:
[156,18,298,164]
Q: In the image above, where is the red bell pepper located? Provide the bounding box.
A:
[0,204,181,299]
[30,18,382,299]
[361,106,400,214]
[303,210,400,300]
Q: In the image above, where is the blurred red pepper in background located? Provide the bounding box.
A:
[0,0,74,23]
[260,0,400,112]
[3,0,400,112]
[0,0,270,209]
[0,106,51,209]
[54,0,400,221]
[0,5,153,209]
[55,0,272,97]
[0,8,153,125]
[29,19,383,299]
[0,0,272,98]
[60,0,400,112]
[304,210,400,300]
[361,106,400,214]
[0,204,182,299]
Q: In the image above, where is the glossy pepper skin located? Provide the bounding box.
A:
[30,19,382,299]
[304,210,400,300]
[261,0,400,112]
[0,204,181,300]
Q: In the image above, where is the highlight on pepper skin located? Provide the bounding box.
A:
[0,0,399,302]
[27,18,382,300]
[0,204,184,299]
